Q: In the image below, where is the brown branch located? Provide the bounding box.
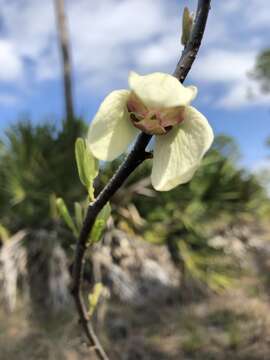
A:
[71,133,151,360]
[71,1,211,359]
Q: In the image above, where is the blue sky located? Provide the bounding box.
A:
[0,0,269,170]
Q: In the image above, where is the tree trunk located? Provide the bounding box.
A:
[54,0,75,122]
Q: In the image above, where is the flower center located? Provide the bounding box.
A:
[127,92,185,135]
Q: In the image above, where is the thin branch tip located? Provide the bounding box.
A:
[174,0,211,82]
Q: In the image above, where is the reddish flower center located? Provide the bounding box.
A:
[127,92,185,135]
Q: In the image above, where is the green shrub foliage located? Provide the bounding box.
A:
[0,119,269,289]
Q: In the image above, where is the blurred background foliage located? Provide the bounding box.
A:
[253,49,270,93]
[0,118,86,231]
[0,4,269,300]
[0,115,269,292]
[103,134,270,291]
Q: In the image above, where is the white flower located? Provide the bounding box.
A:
[88,72,214,191]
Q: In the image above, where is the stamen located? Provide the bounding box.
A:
[164,126,173,132]
[129,113,140,122]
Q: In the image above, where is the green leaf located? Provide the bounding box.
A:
[74,202,83,230]
[56,198,78,236]
[88,282,103,317]
[75,138,99,200]
[49,193,58,220]
[0,224,10,244]
[90,203,111,244]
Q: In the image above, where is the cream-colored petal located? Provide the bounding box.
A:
[151,106,214,191]
[128,71,197,109]
[87,90,139,161]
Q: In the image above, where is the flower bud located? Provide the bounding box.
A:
[181,7,193,46]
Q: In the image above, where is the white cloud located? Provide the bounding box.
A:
[252,159,270,172]
[0,0,58,87]
[67,0,178,91]
[244,0,270,29]
[214,0,270,30]
[0,40,23,81]
[219,1,242,13]
[0,0,269,110]
[135,35,179,70]
[191,50,256,84]
[0,0,55,59]
[35,50,60,81]
[216,79,270,109]
[0,0,180,93]
[189,49,269,109]
[217,80,270,109]
[190,47,270,109]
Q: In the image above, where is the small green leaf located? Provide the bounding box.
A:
[56,198,78,236]
[88,282,103,317]
[75,138,99,200]
[90,219,105,244]
[74,202,83,230]
[0,224,10,244]
[49,193,58,220]
[90,203,111,244]
[181,7,193,46]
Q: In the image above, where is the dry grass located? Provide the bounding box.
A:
[1,225,270,359]
[1,278,270,360]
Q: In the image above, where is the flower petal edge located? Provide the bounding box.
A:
[87,90,139,161]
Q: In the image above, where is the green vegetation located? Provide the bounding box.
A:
[0,118,269,292]
[253,49,270,93]
[0,116,270,359]
[122,135,269,290]
[0,118,86,231]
